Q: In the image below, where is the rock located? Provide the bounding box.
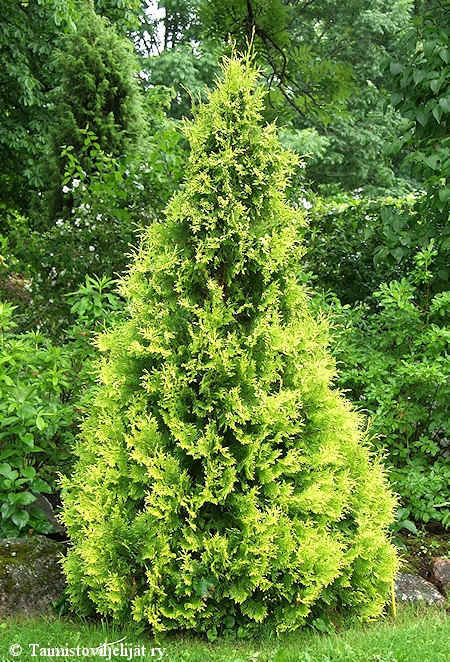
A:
[430,557,450,596]
[394,572,446,607]
[0,535,67,616]
[28,492,66,536]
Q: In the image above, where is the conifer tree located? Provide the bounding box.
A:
[61,55,398,635]
[47,7,144,221]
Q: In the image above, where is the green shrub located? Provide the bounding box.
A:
[303,192,423,305]
[3,122,184,338]
[61,55,397,636]
[0,276,122,537]
[46,8,146,222]
[324,242,450,527]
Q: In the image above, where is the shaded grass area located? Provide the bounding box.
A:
[1,606,449,662]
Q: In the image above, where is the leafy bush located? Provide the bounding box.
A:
[0,276,122,538]
[385,1,450,218]
[304,192,423,305]
[323,242,450,527]
[61,56,397,636]
[3,122,184,337]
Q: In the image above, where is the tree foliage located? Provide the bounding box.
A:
[61,56,397,635]
[383,0,450,289]
[327,242,450,527]
[0,0,76,208]
[46,8,146,221]
[386,0,450,212]
[198,0,355,123]
[304,192,421,304]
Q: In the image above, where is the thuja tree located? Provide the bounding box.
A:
[61,56,398,635]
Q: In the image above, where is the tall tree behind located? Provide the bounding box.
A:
[148,0,413,193]
[295,0,413,194]
[0,0,146,219]
[381,0,450,290]
[140,0,220,121]
[0,0,76,215]
[46,7,146,222]
[198,0,356,123]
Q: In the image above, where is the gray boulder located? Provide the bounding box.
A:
[394,572,446,606]
[0,535,67,616]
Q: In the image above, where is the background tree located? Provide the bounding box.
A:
[0,0,76,215]
[139,0,220,120]
[198,0,355,123]
[45,7,146,221]
[146,0,413,194]
[0,0,148,219]
[383,0,450,290]
[297,0,413,195]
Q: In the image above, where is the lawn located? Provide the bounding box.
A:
[1,605,449,662]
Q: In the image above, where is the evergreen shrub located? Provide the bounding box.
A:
[45,8,145,223]
[61,56,398,635]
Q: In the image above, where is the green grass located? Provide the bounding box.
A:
[1,606,449,662]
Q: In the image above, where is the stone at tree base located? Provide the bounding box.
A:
[0,535,66,617]
[430,557,450,596]
[28,492,66,536]
[394,572,446,606]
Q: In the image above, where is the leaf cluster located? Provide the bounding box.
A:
[0,276,123,537]
[304,192,422,305]
[384,1,450,214]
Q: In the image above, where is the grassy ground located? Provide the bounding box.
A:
[1,605,449,662]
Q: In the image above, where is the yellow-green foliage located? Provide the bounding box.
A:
[61,55,398,635]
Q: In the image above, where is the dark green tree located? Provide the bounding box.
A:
[61,56,397,634]
[47,8,145,221]
[0,0,146,218]
[0,0,76,214]
[387,0,450,206]
[298,0,412,194]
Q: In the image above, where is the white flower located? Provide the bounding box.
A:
[89,245,95,252]
[72,178,80,188]
[298,197,313,210]
[62,185,70,194]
